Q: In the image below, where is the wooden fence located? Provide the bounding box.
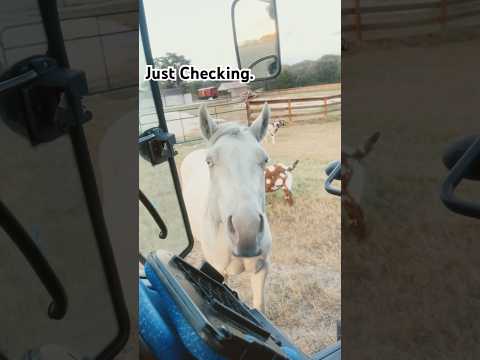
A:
[342,0,480,41]
[246,94,341,124]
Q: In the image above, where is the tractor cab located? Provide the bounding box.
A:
[138,0,340,359]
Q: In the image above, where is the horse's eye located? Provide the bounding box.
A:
[206,158,214,167]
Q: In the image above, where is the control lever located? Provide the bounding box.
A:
[139,190,168,239]
[0,201,67,319]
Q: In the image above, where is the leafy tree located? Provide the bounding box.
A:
[256,54,340,91]
[151,53,340,94]
[313,55,341,84]
[266,69,295,89]
[154,52,191,89]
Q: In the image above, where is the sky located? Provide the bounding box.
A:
[142,0,340,70]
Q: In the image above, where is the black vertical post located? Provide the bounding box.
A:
[139,0,195,257]
[36,1,131,357]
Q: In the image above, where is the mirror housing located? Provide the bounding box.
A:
[232,0,282,81]
[139,127,177,166]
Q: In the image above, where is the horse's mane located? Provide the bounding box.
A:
[209,122,248,145]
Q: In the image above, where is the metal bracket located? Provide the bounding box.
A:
[139,127,177,165]
[0,55,91,145]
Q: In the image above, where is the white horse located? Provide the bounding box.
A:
[181,103,272,312]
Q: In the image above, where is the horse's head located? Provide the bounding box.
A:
[199,103,271,257]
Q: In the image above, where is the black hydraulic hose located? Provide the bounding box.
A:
[0,201,67,319]
[441,137,480,219]
[139,190,168,239]
[325,162,341,196]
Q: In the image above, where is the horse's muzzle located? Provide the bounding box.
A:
[232,248,262,258]
[228,212,264,258]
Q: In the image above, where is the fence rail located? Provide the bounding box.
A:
[247,94,341,124]
[342,0,480,41]
[140,90,342,144]
[139,99,248,144]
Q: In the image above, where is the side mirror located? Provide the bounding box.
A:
[232,0,281,81]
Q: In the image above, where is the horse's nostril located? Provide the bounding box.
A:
[227,215,235,234]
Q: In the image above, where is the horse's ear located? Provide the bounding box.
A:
[199,104,218,140]
[250,102,270,142]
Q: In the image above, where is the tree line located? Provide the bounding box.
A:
[147,52,340,93]
[256,54,341,90]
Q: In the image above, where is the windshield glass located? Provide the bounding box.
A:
[0,1,134,358]
[140,0,341,354]
[139,32,191,258]
[0,4,47,72]
[0,127,119,358]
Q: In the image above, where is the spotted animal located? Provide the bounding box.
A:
[266,119,285,144]
[265,160,300,206]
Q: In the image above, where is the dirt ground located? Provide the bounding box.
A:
[342,31,480,359]
[140,115,341,354]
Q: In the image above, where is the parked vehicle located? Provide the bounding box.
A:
[198,86,219,100]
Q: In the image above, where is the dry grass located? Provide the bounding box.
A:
[145,117,341,354]
[341,33,480,359]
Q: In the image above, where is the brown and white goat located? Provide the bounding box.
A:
[265,119,286,144]
[265,160,299,206]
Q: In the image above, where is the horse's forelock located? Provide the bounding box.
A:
[208,123,249,145]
